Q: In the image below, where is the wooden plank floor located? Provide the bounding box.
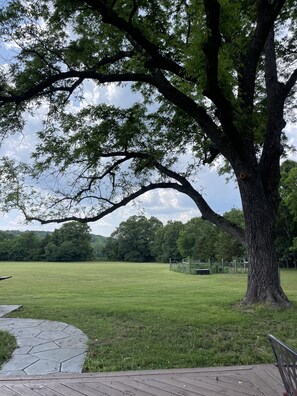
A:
[0,364,284,396]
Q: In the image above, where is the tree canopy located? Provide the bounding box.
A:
[46,222,94,261]
[104,215,162,262]
[152,220,184,263]
[0,0,296,305]
[276,160,297,265]
[0,222,95,261]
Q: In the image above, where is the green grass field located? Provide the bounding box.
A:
[0,261,296,372]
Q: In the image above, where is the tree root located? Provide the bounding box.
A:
[242,287,292,308]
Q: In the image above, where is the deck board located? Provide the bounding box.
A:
[0,364,284,396]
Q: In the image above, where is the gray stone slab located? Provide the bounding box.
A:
[0,324,15,331]
[63,324,87,337]
[30,341,60,354]
[24,359,61,375]
[0,370,27,376]
[54,336,87,348]
[0,305,21,318]
[13,346,32,355]
[1,355,39,372]
[61,353,86,373]
[36,330,70,341]
[35,320,68,332]
[17,337,51,347]
[31,348,86,363]
[0,319,44,328]
[8,328,41,338]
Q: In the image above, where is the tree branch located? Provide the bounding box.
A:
[202,0,246,159]
[264,28,279,96]
[90,50,135,70]
[20,147,245,243]
[22,182,182,224]
[203,0,221,89]
[83,0,189,80]
[22,174,245,244]
[72,155,133,201]
[238,0,286,110]
[151,158,246,244]
[150,70,224,150]
[283,68,297,98]
[176,182,246,245]
[259,26,286,214]
[0,70,154,105]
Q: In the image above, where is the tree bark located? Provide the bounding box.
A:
[239,177,290,307]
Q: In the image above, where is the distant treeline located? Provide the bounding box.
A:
[104,207,297,268]
[0,222,106,261]
[104,211,245,264]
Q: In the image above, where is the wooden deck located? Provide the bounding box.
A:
[0,364,284,395]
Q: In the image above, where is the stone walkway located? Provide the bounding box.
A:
[0,306,88,376]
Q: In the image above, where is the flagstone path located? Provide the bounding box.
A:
[0,305,88,376]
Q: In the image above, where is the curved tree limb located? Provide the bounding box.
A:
[19,147,245,244]
[22,177,245,245]
[0,70,154,105]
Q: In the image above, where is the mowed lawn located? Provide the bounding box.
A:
[0,261,296,372]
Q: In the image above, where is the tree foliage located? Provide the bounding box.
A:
[47,222,93,261]
[175,211,245,262]
[0,0,296,305]
[0,222,94,261]
[177,218,218,261]
[276,161,297,265]
[151,221,184,263]
[8,232,40,261]
[214,209,246,261]
[104,215,162,262]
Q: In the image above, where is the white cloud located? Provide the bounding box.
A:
[80,81,101,107]
[0,210,58,232]
[106,83,119,102]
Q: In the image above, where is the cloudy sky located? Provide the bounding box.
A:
[0,167,242,237]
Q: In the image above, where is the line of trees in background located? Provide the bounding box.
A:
[0,160,296,264]
[104,210,246,264]
[0,222,105,262]
[0,203,296,265]
[104,204,297,267]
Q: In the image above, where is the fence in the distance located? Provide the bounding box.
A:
[169,258,248,275]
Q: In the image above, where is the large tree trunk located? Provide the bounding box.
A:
[240,178,290,307]
[244,216,289,306]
